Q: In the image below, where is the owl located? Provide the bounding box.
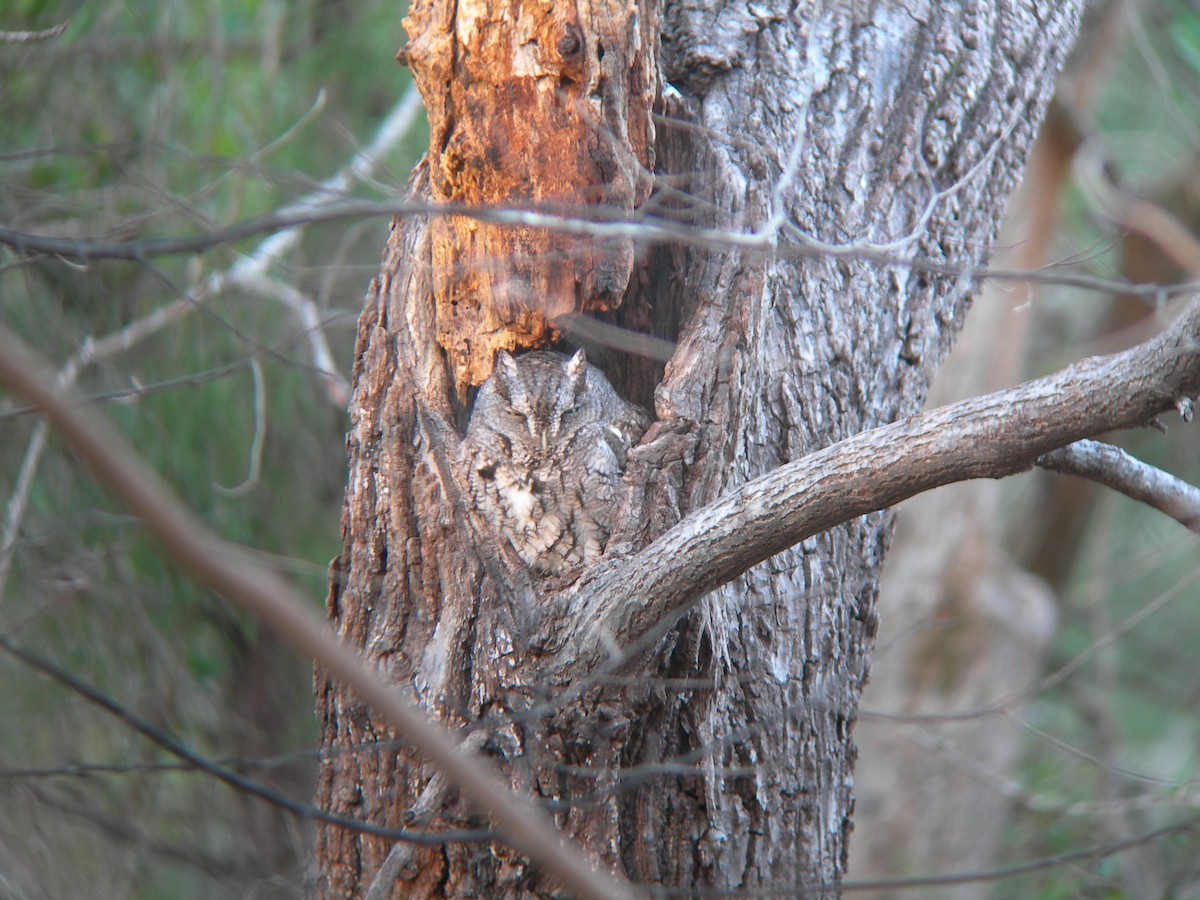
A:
[462,349,651,575]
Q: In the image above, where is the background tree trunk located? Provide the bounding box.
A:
[849,242,1060,894]
[314,2,1083,895]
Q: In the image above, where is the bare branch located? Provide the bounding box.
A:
[25,783,245,880]
[213,358,267,497]
[233,274,349,405]
[4,200,1199,301]
[1074,138,1200,276]
[832,811,1200,894]
[222,82,424,280]
[1037,439,1200,533]
[0,419,50,595]
[365,731,491,900]
[0,325,636,900]
[0,631,492,846]
[0,20,70,43]
[549,295,1200,677]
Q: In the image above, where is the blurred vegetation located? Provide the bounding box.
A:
[1,0,1199,898]
[992,2,1200,896]
[1,1,423,896]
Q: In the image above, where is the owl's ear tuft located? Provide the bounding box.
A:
[565,349,587,394]
[493,350,520,401]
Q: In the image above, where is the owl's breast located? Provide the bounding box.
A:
[492,464,539,531]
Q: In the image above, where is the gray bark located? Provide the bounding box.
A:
[314,2,1083,896]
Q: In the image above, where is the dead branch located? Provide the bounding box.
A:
[0,631,491,846]
[0,89,421,593]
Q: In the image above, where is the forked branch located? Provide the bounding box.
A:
[548,294,1200,675]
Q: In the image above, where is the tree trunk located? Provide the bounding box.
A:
[313,2,1083,896]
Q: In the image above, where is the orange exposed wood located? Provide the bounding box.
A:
[402,0,658,393]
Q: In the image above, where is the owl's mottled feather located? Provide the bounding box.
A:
[462,350,650,575]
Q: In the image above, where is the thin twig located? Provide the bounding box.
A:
[0,631,493,846]
[0,88,420,596]
[3,200,1199,301]
[0,20,70,43]
[365,731,490,900]
[214,358,267,498]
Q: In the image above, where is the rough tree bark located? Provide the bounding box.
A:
[314,2,1083,896]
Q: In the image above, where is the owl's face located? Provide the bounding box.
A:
[486,349,589,461]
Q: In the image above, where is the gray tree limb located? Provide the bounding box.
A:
[1038,439,1200,532]
[547,295,1200,676]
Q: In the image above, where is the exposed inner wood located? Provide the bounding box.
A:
[402,0,658,395]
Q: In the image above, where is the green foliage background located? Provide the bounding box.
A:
[1,2,423,896]
[993,3,1200,894]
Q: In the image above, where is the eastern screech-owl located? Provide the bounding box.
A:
[462,349,651,575]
